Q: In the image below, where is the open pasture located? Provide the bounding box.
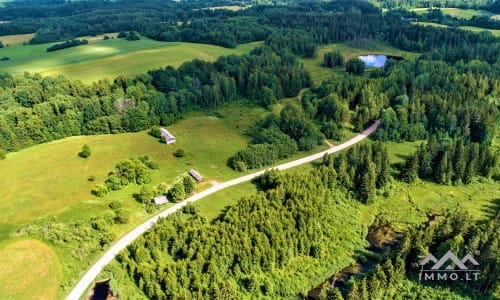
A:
[0,33,34,46]
[0,239,62,300]
[0,37,260,82]
[411,7,492,19]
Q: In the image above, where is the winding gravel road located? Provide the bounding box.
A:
[66,119,380,300]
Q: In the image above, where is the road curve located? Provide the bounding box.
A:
[66,119,380,300]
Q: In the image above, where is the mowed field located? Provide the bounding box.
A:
[0,239,62,299]
[411,7,492,19]
[0,37,260,82]
[302,42,418,84]
[412,21,500,36]
[0,33,34,45]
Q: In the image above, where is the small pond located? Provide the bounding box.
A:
[358,54,402,67]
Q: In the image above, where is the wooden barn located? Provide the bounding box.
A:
[189,169,203,181]
[160,128,176,144]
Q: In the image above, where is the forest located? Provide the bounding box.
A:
[317,209,499,300]
[0,0,498,299]
[111,166,499,299]
[0,46,309,152]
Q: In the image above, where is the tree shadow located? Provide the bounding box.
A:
[480,198,500,221]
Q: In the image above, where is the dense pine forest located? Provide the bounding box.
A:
[0,0,498,299]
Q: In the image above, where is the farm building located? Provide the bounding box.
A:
[160,127,176,144]
[153,195,168,205]
[189,169,203,181]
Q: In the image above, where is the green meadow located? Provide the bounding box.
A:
[302,42,418,84]
[412,21,500,36]
[411,7,492,19]
[0,101,269,298]
[0,37,260,83]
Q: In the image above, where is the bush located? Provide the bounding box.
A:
[149,126,162,138]
[46,39,88,52]
[114,208,130,224]
[345,58,365,75]
[0,56,9,61]
[323,51,344,68]
[182,203,198,215]
[87,175,95,181]
[79,144,91,158]
[0,148,6,160]
[174,148,185,157]
[92,183,109,197]
[109,200,122,210]
[126,31,141,41]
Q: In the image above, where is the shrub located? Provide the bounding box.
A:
[345,58,365,75]
[174,148,185,157]
[79,144,91,158]
[109,200,122,210]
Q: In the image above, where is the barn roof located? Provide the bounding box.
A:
[189,169,203,181]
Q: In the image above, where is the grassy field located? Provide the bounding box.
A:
[0,102,269,227]
[0,37,260,83]
[0,33,34,46]
[0,101,272,298]
[412,21,500,36]
[0,239,62,299]
[302,42,418,84]
[459,25,500,36]
[411,7,492,19]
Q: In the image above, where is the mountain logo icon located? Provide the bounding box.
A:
[419,250,480,270]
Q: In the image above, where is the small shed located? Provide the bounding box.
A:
[153,195,168,205]
[160,127,176,144]
[189,169,203,181]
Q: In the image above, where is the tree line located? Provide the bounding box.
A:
[0,45,309,153]
[46,39,88,52]
[228,103,323,171]
[1,0,498,65]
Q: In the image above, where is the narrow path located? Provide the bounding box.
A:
[325,140,335,148]
[66,120,380,300]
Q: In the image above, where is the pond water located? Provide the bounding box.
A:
[357,55,389,67]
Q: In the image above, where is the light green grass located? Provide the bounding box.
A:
[412,21,449,28]
[0,33,35,46]
[412,21,500,36]
[0,38,261,83]
[302,42,418,84]
[0,239,62,299]
[360,140,500,229]
[459,25,500,36]
[0,102,268,227]
[411,7,491,19]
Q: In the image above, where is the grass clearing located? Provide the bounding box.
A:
[412,21,500,36]
[360,139,500,229]
[0,239,62,299]
[0,103,264,227]
[302,42,418,84]
[459,25,500,36]
[0,33,35,46]
[411,8,491,19]
[0,38,261,83]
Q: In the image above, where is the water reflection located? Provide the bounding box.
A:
[358,55,388,67]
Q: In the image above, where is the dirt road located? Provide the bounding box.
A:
[66,119,380,300]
